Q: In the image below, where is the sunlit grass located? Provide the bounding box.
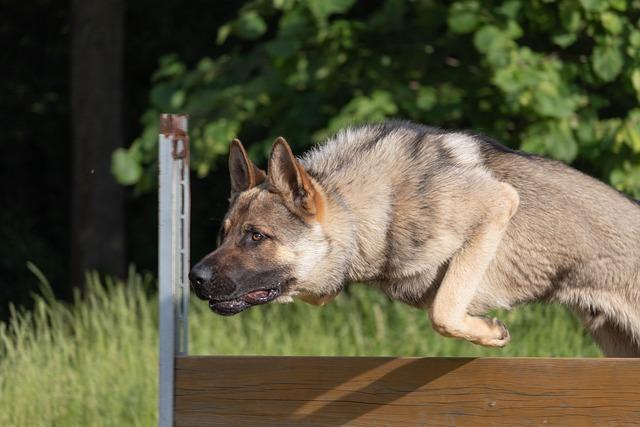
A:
[0,270,600,426]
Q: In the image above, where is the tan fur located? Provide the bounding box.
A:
[198,121,640,357]
[298,291,339,306]
[429,182,519,347]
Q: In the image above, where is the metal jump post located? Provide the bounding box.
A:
[158,114,190,427]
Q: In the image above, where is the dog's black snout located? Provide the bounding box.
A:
[189,263,215,294]
[188,269,206,286]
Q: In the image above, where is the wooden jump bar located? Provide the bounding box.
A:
[175,356,640,426]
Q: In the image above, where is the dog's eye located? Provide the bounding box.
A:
[251,232,265,242]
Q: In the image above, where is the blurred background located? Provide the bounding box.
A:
[1,0,639,425]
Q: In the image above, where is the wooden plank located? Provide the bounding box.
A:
[175,356,640,426]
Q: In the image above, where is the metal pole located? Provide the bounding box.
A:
[159,114,190,427]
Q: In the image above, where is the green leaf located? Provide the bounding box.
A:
[324,90,398,135]
[233,11,267,40]
[170,90,186,109]
[416,87,437,111]
[610,167,627,189]
[149,83,182,111]
[191,119,240,177]
[273,0,296,10]
[579,0,608,12]
[493,66,526,93]
[308,0,355,22]
[152,55,186,81]
[632,69,640,101]
[111,148,143,185]
[505,20,523,39]
[448,1,480,34]
[592,44,623,82]
[559,2,582,32]
[521,122,578,163]
[203,120,239,156]
[552,33,577,48]
[474,25,501,53]
[610,162,640,198]
[496,0,521,19]
[520,130,547,156]
[576,117,598,147]
[610,0,627,11]
[547,123,578,162]
[601,12,623,35]
[616,110,640,153]
[216,24,232,45]
[630,30,640,48]
[474,25,514,67]
[266,38,300,60]
[532,81,578,119]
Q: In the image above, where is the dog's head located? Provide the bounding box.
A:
[189,137,334,315]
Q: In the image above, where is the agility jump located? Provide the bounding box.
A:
[158,114,640,427]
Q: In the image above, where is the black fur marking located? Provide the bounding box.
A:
[470,131,540,161]
[352,120,449,159]
[381,221,397,278]
[305,168,326,185]
[550,266,573,289]
[354,122,398,153]
[411,234,428,248]
[216,223,225,248]
[381,119,446,136]
[435,141,456,164]
[407,128,430,160]
[358,123,393,153]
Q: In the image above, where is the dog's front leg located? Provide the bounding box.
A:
[429,182,519,347]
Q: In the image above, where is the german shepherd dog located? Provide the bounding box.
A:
[189,121,640,357]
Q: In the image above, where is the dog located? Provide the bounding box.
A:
[189,120,640,357]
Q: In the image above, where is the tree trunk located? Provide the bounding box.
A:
[70,0,125,290]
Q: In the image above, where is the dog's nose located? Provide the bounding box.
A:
[189,264,213,288]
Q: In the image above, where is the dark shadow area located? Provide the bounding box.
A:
[293,357,473,426]
[0,0,238,319]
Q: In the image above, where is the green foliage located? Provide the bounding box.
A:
[111,148,143,185]
[0,272,599,426]
[115,0,640,197]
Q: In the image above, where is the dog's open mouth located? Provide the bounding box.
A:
[208,287,281,316]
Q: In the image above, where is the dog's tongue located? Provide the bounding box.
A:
[243,290,271,304]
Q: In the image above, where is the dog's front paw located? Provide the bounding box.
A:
[430,313,511,347]
[472,316,510,347]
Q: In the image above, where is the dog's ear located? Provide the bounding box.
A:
[268,137,318,216]
[228,138,266,197]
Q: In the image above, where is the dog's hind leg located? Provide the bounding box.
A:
[592,324,640,357]
[580,310,640,357]
[429,182,519,348]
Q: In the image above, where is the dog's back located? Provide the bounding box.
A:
[481,139,640,355]
[302,121,640,355]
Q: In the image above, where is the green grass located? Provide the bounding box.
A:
[0,271,600,427]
